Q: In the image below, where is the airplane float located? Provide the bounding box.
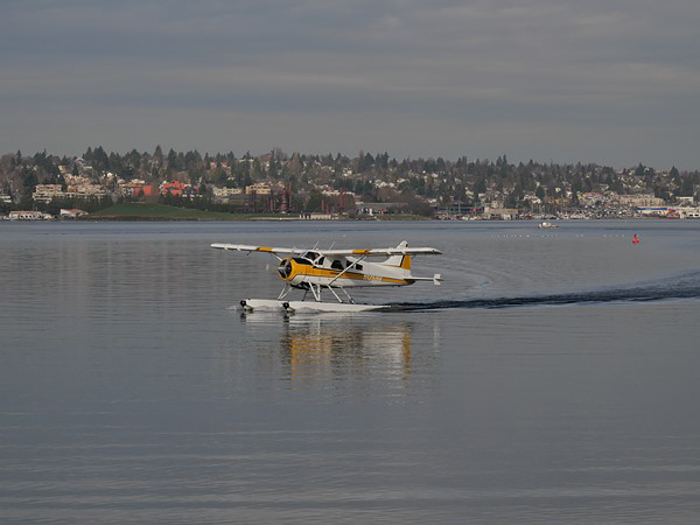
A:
[211,240,442,313]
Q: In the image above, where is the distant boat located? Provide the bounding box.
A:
[538,221,558,229]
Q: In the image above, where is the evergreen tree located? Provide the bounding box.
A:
[153,145,164,168]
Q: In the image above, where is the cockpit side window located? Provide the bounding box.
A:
[331,259,344,270]
[344,259,362,271]
[302,251,321,263]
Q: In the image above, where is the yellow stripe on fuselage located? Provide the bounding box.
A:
[293,265,407,284]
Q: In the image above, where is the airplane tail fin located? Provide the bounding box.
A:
[384,240,411,270]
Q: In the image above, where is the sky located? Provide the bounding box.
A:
[1,0,699,169]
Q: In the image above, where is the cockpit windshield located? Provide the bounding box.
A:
[300,251,321,263]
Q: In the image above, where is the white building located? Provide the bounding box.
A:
[676,207,700,219]
[60,208,88,219]
[619,194,665,207]
[9,211,52,220]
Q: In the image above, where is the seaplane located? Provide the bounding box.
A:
[211,240,443,313]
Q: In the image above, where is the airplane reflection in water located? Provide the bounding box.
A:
[241,314,440,388]
[284,319,412,381]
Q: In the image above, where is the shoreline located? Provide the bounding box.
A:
[2,215,695,223]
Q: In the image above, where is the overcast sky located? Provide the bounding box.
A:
[1,0,699,169]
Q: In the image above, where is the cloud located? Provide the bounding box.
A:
[1,0,698,168]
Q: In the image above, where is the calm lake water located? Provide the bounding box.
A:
[1,220,700,524]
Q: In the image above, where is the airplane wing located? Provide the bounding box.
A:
[318,247,442,257]
[210,243,296,255]
[211,241,441,257]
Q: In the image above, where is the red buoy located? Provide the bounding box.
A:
[632,234,639,244]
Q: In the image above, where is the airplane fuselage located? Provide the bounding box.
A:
[278,254,412,289]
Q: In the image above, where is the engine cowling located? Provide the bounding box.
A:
[278,258,293,280]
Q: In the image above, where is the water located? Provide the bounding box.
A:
[1,220,700,523]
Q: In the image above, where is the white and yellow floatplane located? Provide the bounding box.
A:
[211,240,443,314]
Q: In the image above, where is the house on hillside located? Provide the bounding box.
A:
[33,184,65,203]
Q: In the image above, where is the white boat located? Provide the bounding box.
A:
[538,221,558,229]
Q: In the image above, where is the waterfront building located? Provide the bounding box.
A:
[483,207,518,220]
[9,211,52,220]
[59,209,88,219]
[619,194,665,207]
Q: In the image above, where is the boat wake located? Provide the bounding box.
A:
[389,271,700,312]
